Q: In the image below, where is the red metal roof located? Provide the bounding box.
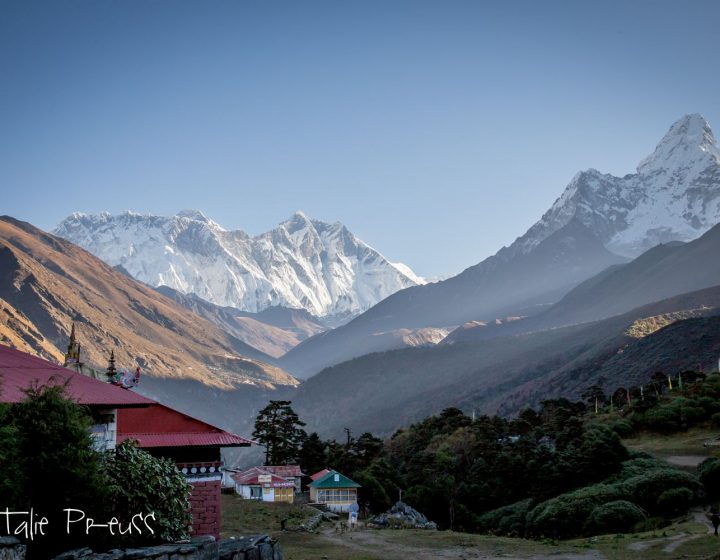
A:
[264,465,304,478]
[310,468,331,481]
[117,432,252,448]
[0,345,153,407]
[231,467,295,488]
[117,404,254,448]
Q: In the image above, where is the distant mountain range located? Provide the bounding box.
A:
[280,114,720,378]
[0,216,297,390]
[4,113,720,441]
[54,210,424,321]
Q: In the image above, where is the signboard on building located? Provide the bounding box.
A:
[258,474,272,483]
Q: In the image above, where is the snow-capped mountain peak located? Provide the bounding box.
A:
[54,210,424,319]
[637,113,719,174]
[508,114,720,259]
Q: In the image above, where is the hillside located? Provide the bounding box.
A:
[446,222,720,344]
[292,285,720,437]
[0,216,298,390]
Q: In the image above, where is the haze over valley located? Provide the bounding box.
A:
[2,113,720,439]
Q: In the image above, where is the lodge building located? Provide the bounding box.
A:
[0,343,254,539]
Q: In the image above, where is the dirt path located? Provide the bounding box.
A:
[662,454,708,468]
[625,509,714,554]
[316,527,605,560]
[309,509,717,560]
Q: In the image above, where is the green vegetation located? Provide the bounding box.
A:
[253,400,307,465]
[0,384,192,557]
[253,374,720,543]
[220,496,720,560]
[3,384,110,557]
[102,440,192,544]
[585,370,720,436]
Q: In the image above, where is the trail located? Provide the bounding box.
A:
[625,509,714,554]
[316,526,605,560]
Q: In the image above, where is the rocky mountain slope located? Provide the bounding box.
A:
[0,296,63,363]
[54,210,424,320]
[0,216,297,389]
[280,114,720,378]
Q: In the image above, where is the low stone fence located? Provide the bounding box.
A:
[51,535,282,560]
[0,537,26,560]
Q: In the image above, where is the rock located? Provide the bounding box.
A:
[371,501,436,530]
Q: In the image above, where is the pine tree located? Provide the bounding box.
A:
[298,432,327,477]
[253,400,307,465]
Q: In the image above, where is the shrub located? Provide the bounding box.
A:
[526,484,622,538]
[712,412,720,428]
[621,469,700,513]
[102,440,192,544]
[696,396,720,416]
[607,419,634,438]
[613,457,662,481]
[656,488,695,517]
[698,458,720,500]
[477,499,532,536]
[584,500,646,535]
[641,407,680,433]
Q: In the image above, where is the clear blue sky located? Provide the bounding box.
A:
[1,0,719,278]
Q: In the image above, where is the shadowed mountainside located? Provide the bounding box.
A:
[446,222,720,344]
[292,284,720,438]
[154,286,326,358]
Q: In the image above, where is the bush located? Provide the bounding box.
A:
[9,385,110,558]
[613,457,662,481]
[526,484,622,538]
[621,469,700,513]
[607,419,634,438]
[656,488,695,517]
[102,440,192,544]
[698,458,720,500]
[696,396,720,416]
[584,500,646,535]
[641,407,680,433]
[712,412,720,428]
[477,499,532,536]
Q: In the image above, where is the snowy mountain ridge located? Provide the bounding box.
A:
[54,210,424,318]
[506,113,720,260]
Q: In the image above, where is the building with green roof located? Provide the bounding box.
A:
[309,469,361,512]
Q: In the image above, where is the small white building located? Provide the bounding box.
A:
[231,467,295,503]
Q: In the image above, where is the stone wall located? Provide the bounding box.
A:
[52,535,282,560]
[0,537,26,560]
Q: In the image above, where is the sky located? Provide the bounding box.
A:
[1,0,719,278]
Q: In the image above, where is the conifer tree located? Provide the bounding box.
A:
[253,400,307,465]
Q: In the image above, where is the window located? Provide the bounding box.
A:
[317,488,356,503]
[250,486,262,498]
